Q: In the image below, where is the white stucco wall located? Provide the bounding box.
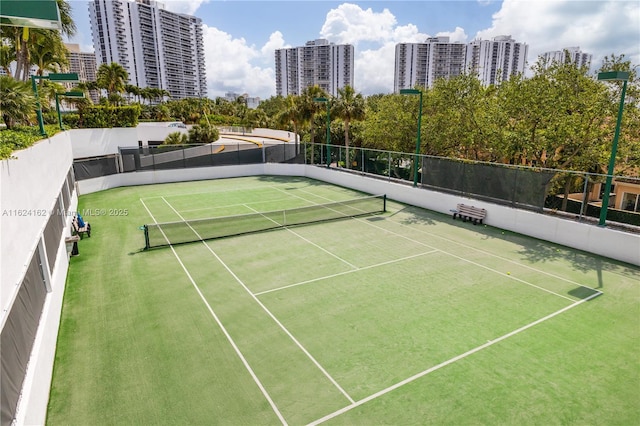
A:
[0,132,77,426]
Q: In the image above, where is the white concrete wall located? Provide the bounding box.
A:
[69,124,191,158]
[69,128,137,157]
[1,132,74,319]
[78,164,640,266]
[0,132,77,426]
[250,128,295,141]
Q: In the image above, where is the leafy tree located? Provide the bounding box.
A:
[246,108,270,129]
[0,76,36,129]
[360,94,417,153]
[188,124,219,144]
[333,85,365,167]
[256,95,287,128]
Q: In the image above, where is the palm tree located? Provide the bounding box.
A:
[8,0,76,81]
[333,85,365,168]
[300,85,328,147]
[30,31,68,76]
[0,44,15,76]
[163,132,188,145]
[97,62,128,98]
[0,76,36,129]
[277,95,304,146]
[124,84,141,104]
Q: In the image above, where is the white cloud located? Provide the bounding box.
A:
[320,3,399,45]
[318,3,432,94]
[355,42,398,95]
[202,25,274,99]
[436,26,468,43]
[475,0,640,72]
[162,0,209,16]
[261,31,289,59]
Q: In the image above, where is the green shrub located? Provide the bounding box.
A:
[83,105,141,128]
[62,113,80,129]
[0,125,61,160]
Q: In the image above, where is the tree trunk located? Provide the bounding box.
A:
[561,174,574,212]
[580,178,593,217]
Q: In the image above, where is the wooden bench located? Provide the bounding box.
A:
[451,203,487,225]
[72,216,91,239]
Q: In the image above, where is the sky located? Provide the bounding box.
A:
[66,0,640,100]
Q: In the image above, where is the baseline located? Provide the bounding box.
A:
[307,290,602,426]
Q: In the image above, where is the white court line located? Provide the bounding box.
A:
[291,188,588,302]
[307,290,602,426]
[255,250,438,296]
[140,198,287,426]
[242,204,359,270]
[162,197,355,405]
[381,205,601,293]
[142,184,283,200]
[179,197,295,213]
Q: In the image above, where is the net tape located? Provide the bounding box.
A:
[144,194,386,249]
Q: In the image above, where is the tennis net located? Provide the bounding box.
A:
[143,194,386,249]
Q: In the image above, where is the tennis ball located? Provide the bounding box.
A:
[507,272,511,275]
[501,231,505,234]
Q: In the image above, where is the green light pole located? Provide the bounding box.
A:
[314,97,331,167]
[597,71,629,227]
[55,91,85,130]
[30,72,79,136]
[400,88,423,187]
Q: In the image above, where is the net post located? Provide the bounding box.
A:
[143,225,150,250]
[383,194,387,212]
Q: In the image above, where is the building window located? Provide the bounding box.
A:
[622,192,640,212]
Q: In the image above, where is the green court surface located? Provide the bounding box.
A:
[48,176,640,425]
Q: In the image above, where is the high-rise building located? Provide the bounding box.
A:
[540,47,592,70]
[89,0,207,100]
[466,35,528,86]
[64,43,99,103]
[394,35,528,91]
[395,37,466,91]
[275,39,354,96]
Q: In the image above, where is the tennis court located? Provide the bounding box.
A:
[48,176,640,425]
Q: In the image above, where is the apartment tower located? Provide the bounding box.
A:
[394,35,528,91]
[540,47,592,70]
[466,35,528,86]
[89,0,207,99]
[64,43,99,103]
[275,39,354,96]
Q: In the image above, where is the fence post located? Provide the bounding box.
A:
[579,173,590,221]
[388,152,391,181]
